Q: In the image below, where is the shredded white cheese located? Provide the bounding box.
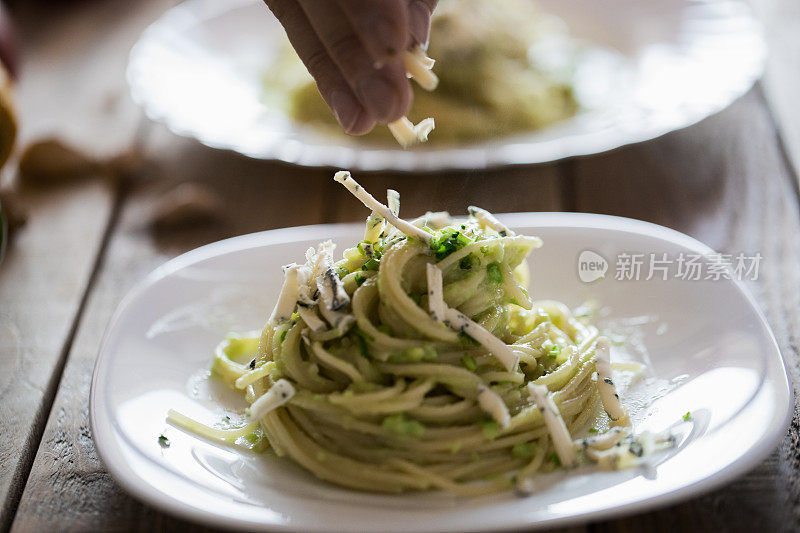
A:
[414,118,435,142]
[268,264,302,326]
[477,384,510,428]
[333,171,433,244]
[402,46,439,91]
[574,426,630,451]
[299,240,354,332]
[388,117,436,149]
[313,241,350,311]
[528,383,578,468]
[468,206,514,237]
[247,379,295,420]
[387,189,400,217]
[443,306,518,372]
[585,429,674,470]
[595,337,630,425]
[295,263,317,306]
[385,47,437,148]
[426,263,446,323]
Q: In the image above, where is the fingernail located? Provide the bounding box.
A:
[357,74,397,123]
[408,0,431,48]
[330,89,361,133]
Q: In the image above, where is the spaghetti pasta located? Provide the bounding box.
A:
[171,171,675,495]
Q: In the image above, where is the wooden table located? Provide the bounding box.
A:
[1,0,798,531]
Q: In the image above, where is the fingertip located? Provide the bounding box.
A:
[345,110,377,136]
[329,87,376,135]
[330,88,364,133]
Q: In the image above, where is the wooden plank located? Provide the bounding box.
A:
[0,0,176,526]
[0,181,113,530]
[10,122,564,530]
[568,88,800,532]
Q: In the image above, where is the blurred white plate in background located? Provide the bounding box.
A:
[127,0,764,171]
[91,213,791,531]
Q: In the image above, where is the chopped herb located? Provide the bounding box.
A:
[486,262,503,284]
[279,329,288,343]
[361,258,380,271]
[409,293,422,305]
[547,344,561,360]
[158,434,170,448]
[458,332,480,347]
[356,334,370,359]
[335,266,349,279]
[512,442,536,459]
[243,433,259,444]
[354,273,366,286]
[683,411,692,421]
[547,452,562,467]
[382,414,425,438]
[461,354,478,372]
[588,427,599,434]
[459,254,475,270]
[430,228,472,260]
[356,329,375,342]
[482,419,500,440]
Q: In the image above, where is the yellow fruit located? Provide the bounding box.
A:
[0,62,15,170]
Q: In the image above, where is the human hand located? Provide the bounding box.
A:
[264,0,437,135]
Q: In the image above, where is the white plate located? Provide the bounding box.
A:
[127,0,764,171]
[91,213,792,532]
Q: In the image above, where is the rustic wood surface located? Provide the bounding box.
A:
[1,1,799,532]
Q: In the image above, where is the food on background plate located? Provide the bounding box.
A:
[167,171,676,495]
[264,0,579,146]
